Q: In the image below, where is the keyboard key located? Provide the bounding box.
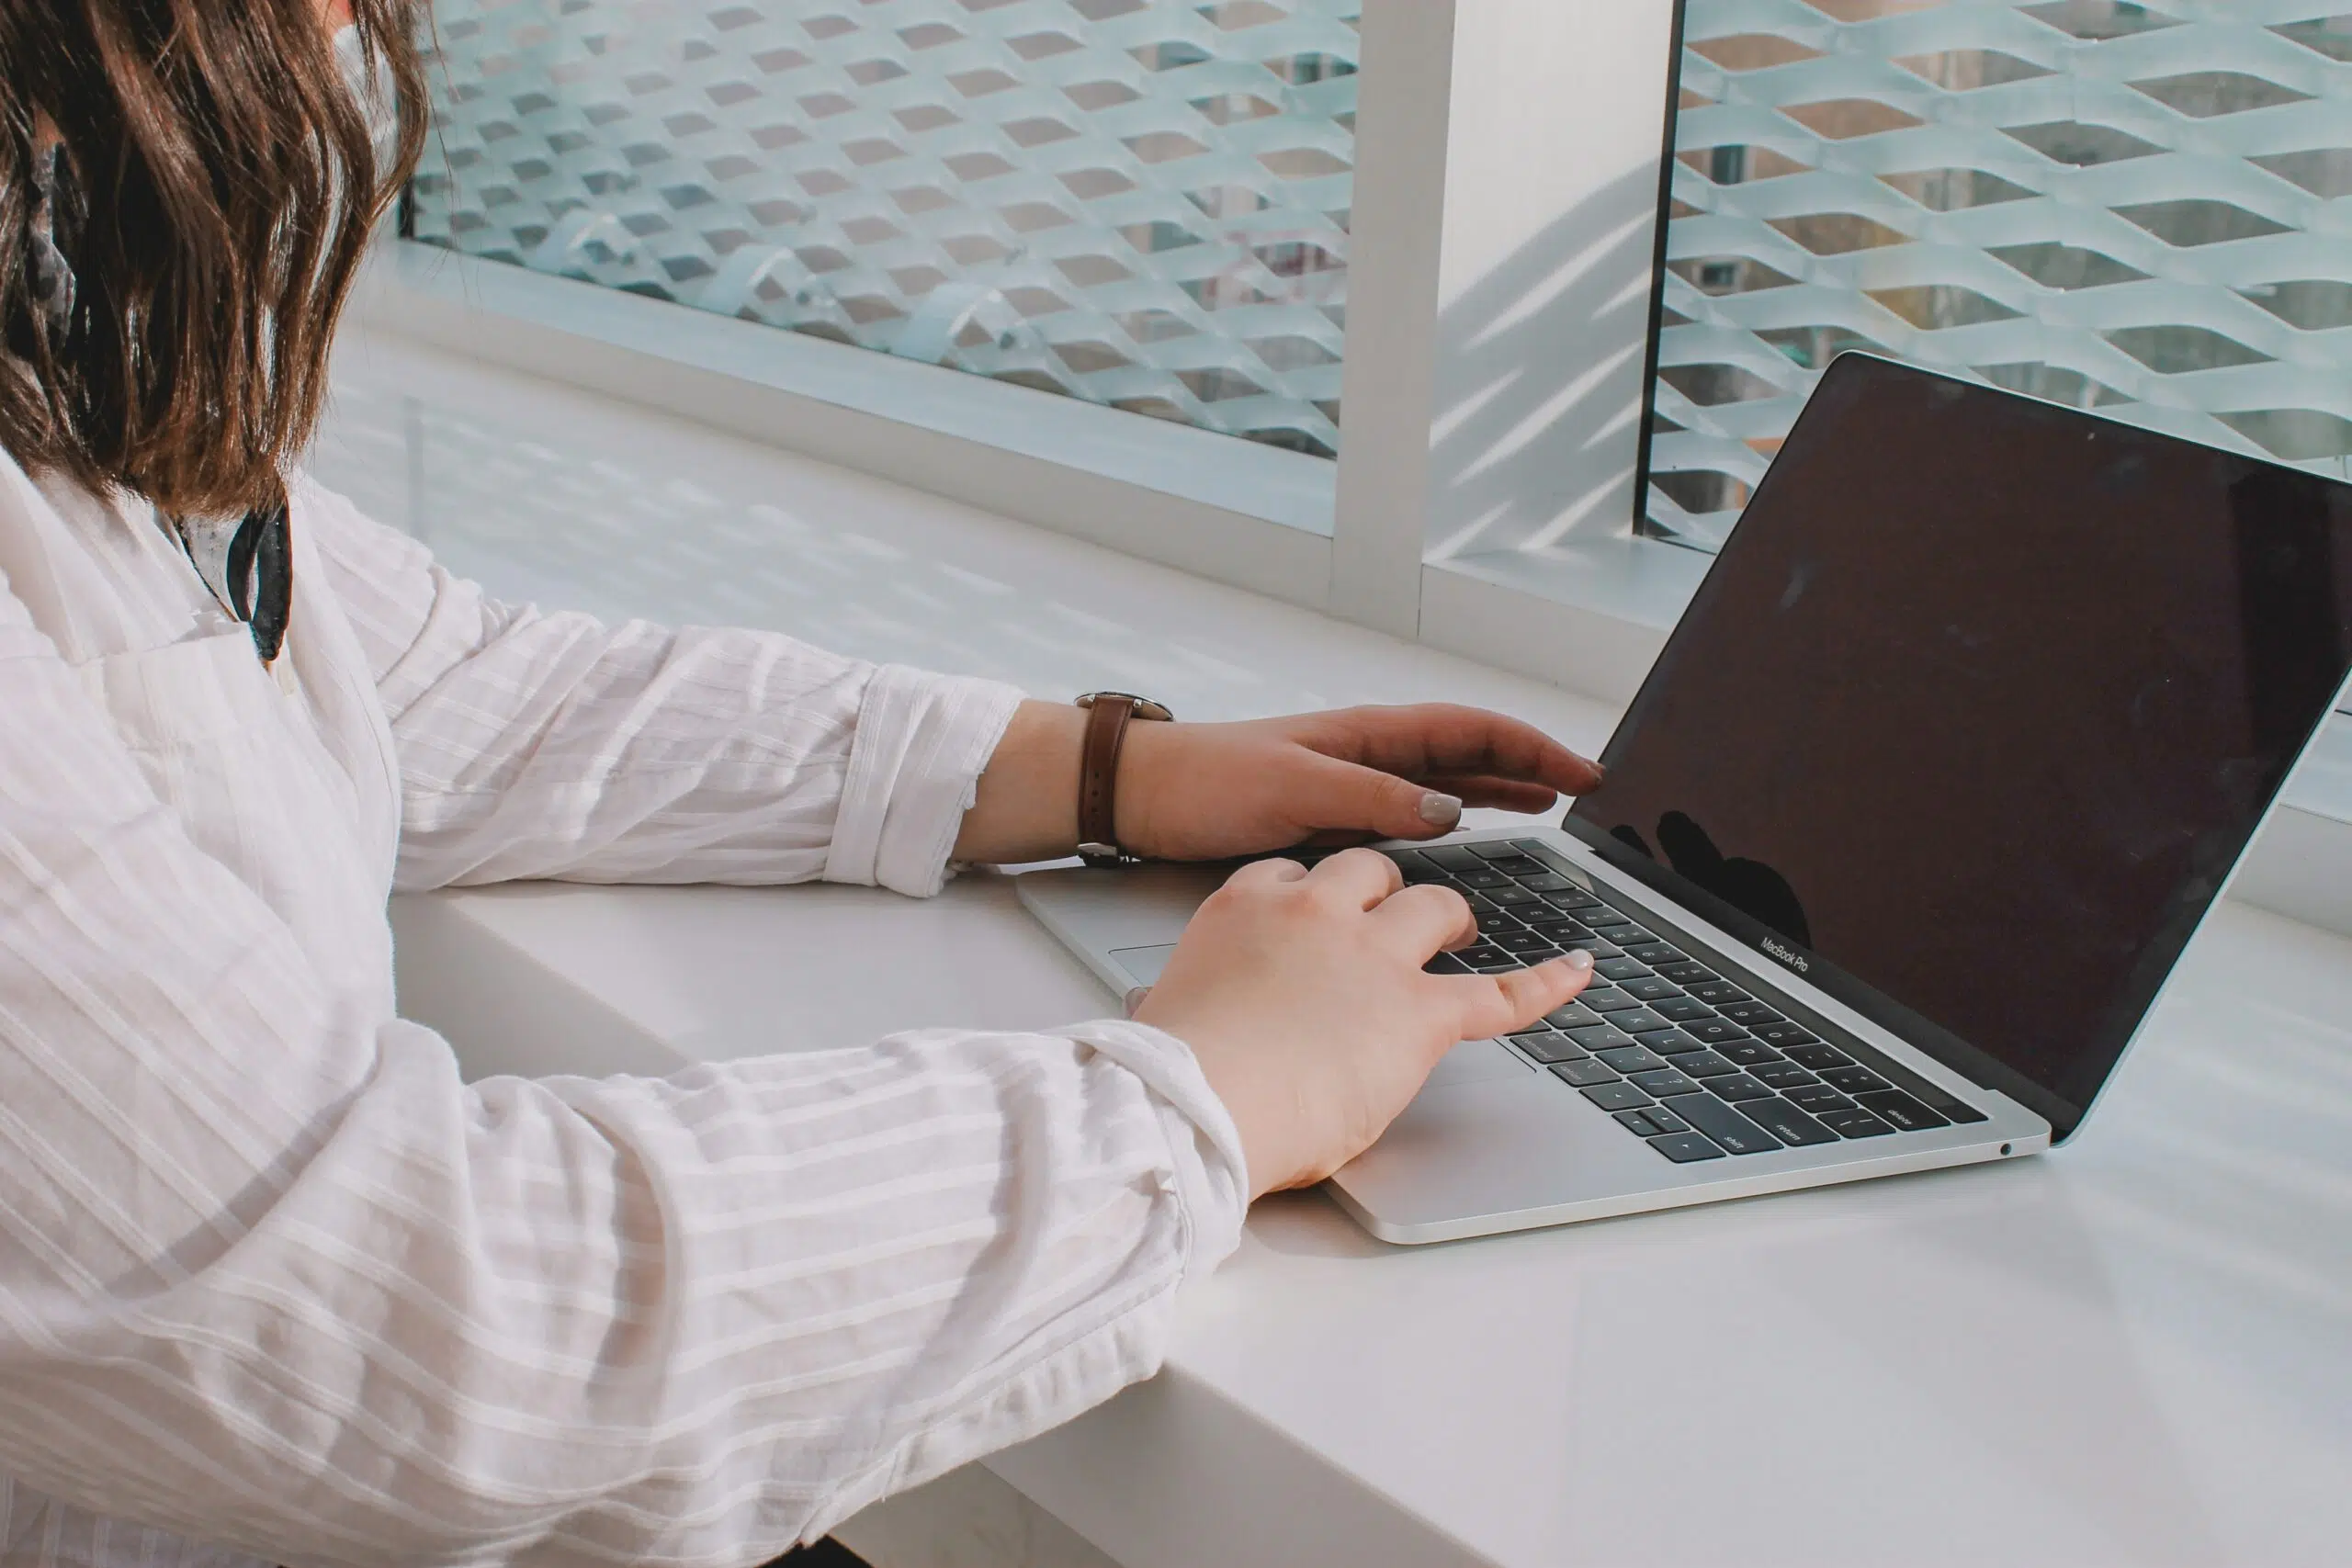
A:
[1550,1058,1620,1088]
[1717,1000,1783,1025]
[1576,937,1625,960]
[1545,1002,1603,1029]
[1455,869,1510,890]
[1820,1108,1898,1138]
[1660,1094,1782,1156]
[1819,1065,1891,1095]
[1487,885,1544,907]
[1493,929,1555,953]
[1750,1062,1820,1090]
[1784,1085,1857,1114]
[1623,942,1683,965]
[1517,874,1577,894]
[1630,1067,1702,1099]
[1544,888,1606,913]
[1674,1051,1739,1078]
[1564,1021,1638,1052]
[1475,909,1523,934]
[1418,846,1486,872]
[1652,996,1716,1023]
[1594,956,1653,982]
[1613,1108,1665,1135]
[1640,1102,1690,1134]
[1580,989,1644,1013]
[1621,976,1684,1003]
[1644,1029,1709,1055]
[1751,1021,1822,1047]
[1610,1008,1676,1034]
[1525,919,1592,943]
[1597,1043,1671,1074]
[1739,1097,1841,1147]
[1482,855,1550,879]
[1712,1073,1777,1101]
[1853,1089,1953,1132]
[1425,953,1472,976]
[1510,1032,1588,1065]
[1718,1041,1784,1067]
[1655,960,1715,985]
[1459,946,1521,972]
[1688,980,1749,1005]
[1466,840,1536,862]
[1782,1043,1851,1070]
[1582,1082,1653,1112]
[1682,1018,1750,1045]
[1648,1132,1727,1163]
[1583,911,1639,932]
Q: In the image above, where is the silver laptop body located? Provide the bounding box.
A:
[1018,840,2053,1245]
[1018,355,2352,1245]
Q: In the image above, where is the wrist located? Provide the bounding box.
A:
[953,699,1088,863]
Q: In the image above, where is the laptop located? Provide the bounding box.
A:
[1017,354,2352,1245]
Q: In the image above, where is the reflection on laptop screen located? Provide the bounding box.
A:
[1570,355,2352,1134]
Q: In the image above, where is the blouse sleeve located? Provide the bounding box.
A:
[0,475,1249,1567]
[295,475,1025,897]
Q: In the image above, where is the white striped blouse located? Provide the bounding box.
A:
[0,457,1248,1568]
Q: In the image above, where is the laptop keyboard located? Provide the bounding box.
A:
[1390,838,1989,1165]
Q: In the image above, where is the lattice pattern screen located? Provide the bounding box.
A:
[1648,0,2352,551]
[412,0,1358,457]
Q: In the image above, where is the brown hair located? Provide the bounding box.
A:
[0,1,427,519]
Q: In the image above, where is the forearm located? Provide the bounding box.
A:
[954,698,1089,863]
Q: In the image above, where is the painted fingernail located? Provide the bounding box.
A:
[1419,791,1464,829]
[1560,949,1595,974]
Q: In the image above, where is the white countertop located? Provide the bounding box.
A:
[326,332,2352,1568]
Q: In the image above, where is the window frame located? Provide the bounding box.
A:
[367,0,2351,932]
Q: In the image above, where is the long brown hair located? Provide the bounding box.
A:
[0,1,427,519]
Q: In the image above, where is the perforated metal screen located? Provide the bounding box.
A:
[412,0,1358,457]
[1647,0,2352,551]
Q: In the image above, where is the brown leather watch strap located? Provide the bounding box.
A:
[1075,692,1171,866]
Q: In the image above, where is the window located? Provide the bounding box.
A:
[412,0,1359,460]
[1644,0,2352,552]
[382,0,2348,762]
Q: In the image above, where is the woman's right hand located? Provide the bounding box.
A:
[1133,848,1595,1200]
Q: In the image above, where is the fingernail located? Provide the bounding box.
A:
[1560,949,1595,974]
[1419,791,1464,829]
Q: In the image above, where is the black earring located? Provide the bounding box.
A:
[28,143,74,341]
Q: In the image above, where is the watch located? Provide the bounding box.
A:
[1074,691,1173,867]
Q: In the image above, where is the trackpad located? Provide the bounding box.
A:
[1112,944,1178,987]
[1423,1038,1533,1089]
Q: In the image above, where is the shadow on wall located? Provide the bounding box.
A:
[1423,162,1667,562]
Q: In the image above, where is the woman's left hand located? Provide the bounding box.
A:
[956,700,1603,864]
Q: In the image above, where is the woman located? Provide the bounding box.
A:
[0,4,1597,1564]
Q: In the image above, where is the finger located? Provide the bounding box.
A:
[1294,753,1472,841]
[1317,705,1604,796]
[1304,844,1404,909]
[1443,952,1595,1039]
[1412,774,1562,815]
[1226,855,1309,889]
[1368,882,1476,953]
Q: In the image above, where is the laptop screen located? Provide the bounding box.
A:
[1567,355,2352,1138]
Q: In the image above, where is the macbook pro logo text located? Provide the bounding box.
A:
[1760,938,1810,974]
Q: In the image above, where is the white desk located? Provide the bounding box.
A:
[327,331,2352,1568]
[395,874,2352,1568]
